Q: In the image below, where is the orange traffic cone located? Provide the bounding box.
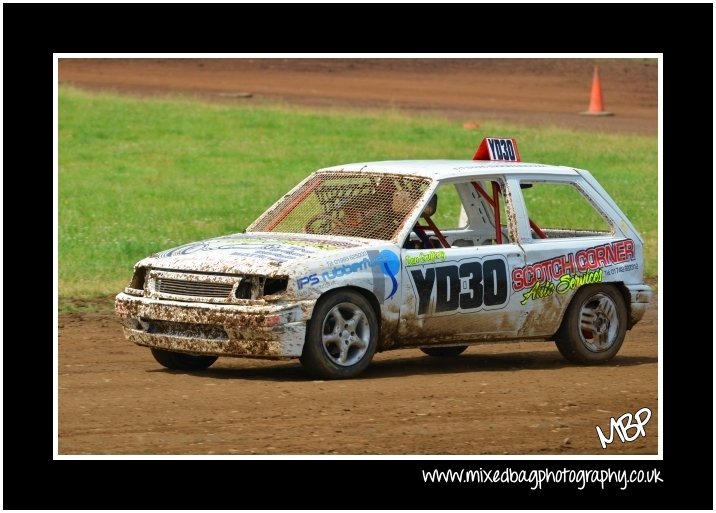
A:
[581,66,613,116]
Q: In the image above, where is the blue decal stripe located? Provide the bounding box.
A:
[383,262,398,300]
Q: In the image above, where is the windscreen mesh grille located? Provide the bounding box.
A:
[249,172,430,240]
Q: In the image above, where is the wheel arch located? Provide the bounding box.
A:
[612,281,636,329]
[307,285,383,337]
[554,281,630,337]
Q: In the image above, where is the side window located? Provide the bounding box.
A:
[431,183,467,230]
[469,179,512,244]
[406,179,513,250]
[405,183,469,250]
[520,181,612,239]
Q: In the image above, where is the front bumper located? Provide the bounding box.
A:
[626,284,652,329]
[115,293,312,358]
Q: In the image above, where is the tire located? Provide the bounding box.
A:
[150,348,218,371]
[555,284,627,364]
[300,290,378,379]
[420,346,468,357]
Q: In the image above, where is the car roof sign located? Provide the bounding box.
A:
[473,137,521,162]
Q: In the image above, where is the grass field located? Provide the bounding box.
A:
[58,87,658,308]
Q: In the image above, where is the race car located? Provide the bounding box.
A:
[115,137,651,379]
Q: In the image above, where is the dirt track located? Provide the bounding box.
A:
[59,58,657,135]
[57,58,658,455]
[59,297,657,455]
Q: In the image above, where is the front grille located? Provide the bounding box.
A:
[143,319,228,340]
[155,278,232,298]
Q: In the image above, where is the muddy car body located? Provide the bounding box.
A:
[116,138,651,378]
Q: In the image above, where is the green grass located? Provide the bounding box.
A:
[59,87,657,308]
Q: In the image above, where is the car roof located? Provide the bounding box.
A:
[316,160,579,181]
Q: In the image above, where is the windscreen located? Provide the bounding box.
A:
[248,171,431,241]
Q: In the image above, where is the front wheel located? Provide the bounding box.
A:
[420,346,468,357]
[555,284,627,364]
[150,348,218,371]
[300,290,378,379]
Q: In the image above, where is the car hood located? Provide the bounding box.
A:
[137,232,388,275]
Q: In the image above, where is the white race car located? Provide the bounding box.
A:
[115,138,651,379]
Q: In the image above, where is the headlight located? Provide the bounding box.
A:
[234,276,288,299]
[263,277,288,296]
[128,266,148,292]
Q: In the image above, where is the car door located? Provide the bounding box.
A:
[397,178,526,347]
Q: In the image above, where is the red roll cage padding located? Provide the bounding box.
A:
[412,224,435,248]
[418,215,451,248]
[529,219,547,239]
[471,181,547,241]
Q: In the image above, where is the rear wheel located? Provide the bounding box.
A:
[300,290,378,379]
[420,345,468,357]
[150,348,218,371]
[555,284,627,364]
